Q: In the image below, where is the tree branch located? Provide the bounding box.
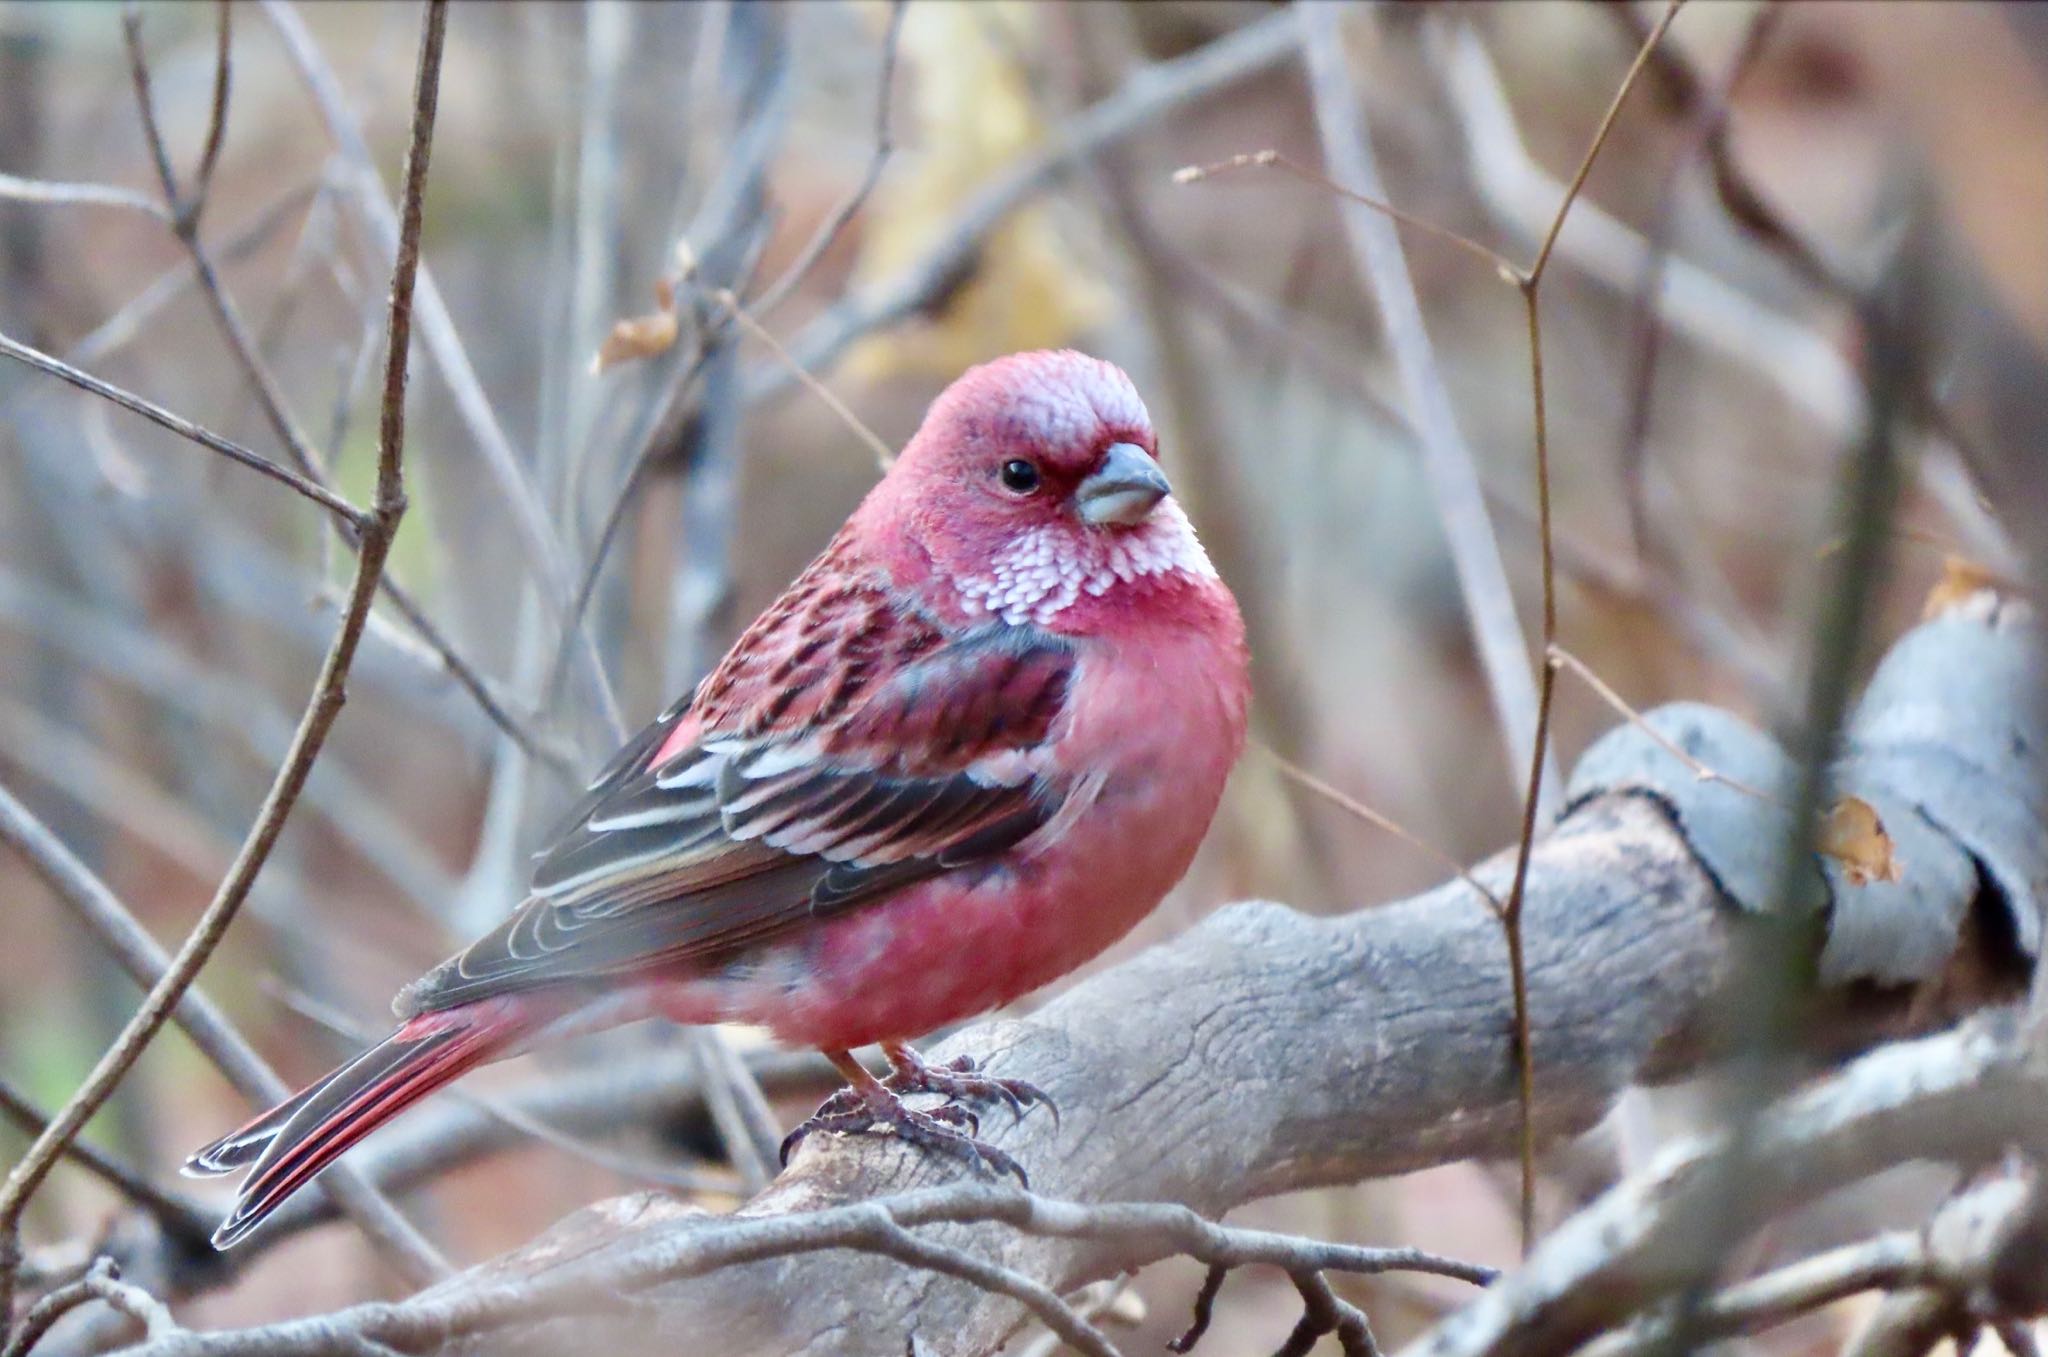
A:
[116,596,2038,1355]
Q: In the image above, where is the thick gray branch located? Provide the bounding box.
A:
[123,600,2039,1356]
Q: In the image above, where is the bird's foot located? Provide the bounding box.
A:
[779,1081,1030,1185]
[880,1047,1058,1128]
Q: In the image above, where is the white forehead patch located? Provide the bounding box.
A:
[955,500,1218,626]
[1001,356,1152,457]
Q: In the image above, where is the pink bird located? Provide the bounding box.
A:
[186,350,1249,1248]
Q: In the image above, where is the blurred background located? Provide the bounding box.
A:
[2,0,2044,1350]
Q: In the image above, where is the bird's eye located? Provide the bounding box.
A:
[999,459,1041,494]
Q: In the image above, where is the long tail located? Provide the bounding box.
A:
[185,1003,530,1248]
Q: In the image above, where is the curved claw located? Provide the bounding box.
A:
[882,1047,1058,1128]
[780,1077,1027,1185]
[927,1102,981,1135]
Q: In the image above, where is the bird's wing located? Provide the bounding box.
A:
[399,565,1079,1015]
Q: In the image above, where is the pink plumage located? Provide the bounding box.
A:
[186,349,1249,1246]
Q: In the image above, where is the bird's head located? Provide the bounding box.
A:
[871,350,1219,630]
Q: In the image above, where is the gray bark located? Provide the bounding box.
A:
[123,598,2041,1356]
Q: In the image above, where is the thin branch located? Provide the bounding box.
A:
[189,0,233,224]
[0,1077,215,1248]
[1614,4,1785,582]
[1548,644,1778,804]
[261,0,626,742]
[2,1257,177,1357]
[1494,0,1685,1249]
[137,1181,1494,1353]
[375,582,579,780]
[0,776,429,1272]
[1293,5,1558,819]
[754,4,1300,401]
[713,288,894,470]
[119,4,181,215]
[747,0,906,319]
[1580,1230,1930,1357]
[36,178,324,374]
[0,5,453,1338]
[1294,0,1678,1254]
[1288,1269,1381,1357]
[1239,0,1682,1258]
[869,1218,1121,1357]
[1174,150,1521,282]
[1170,1263,1229,1353]
[1262,746,1504,915]
[0,173,168,220]
[0,331,366,526]
[115,7,573,777]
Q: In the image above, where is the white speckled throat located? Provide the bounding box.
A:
[953,500,1218,626]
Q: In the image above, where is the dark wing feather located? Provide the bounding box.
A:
[399,572,1077,1016]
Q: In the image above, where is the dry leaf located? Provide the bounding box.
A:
[1922,553,2004,619]
[1820,795,1902,886]
[591,274,683,375]
[591,310,679,375]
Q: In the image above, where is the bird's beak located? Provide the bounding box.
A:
[1075,442,1171,526]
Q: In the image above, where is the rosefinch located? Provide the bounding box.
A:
[187,350,1249,1248]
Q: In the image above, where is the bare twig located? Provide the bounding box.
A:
[1262,746,1504,915]
[1174,150,1520,281]
[0,5,454,1338]
[0,331,366,525]
[747,0,906,319]
[117,3,574,779]
[261,0,626,742]
[1434,21,1858,442]
[1614,4,1786,578]
[0,1078,214,1248]
[119,0,232,236]
[119,1182,1493,1354]
[1580,1230,1930,1357]
[874,1219,1121,1357]
[0,173,168,221]
[0,777,428,1274]
[0,570,461,911]
[1287,1269,1381,1357]
[189,0,232,224]
[2,1257,176,1357]
[1287,0,1683,1250]
[1170,1263,1229,1354]
[713,288,894,469]
[1292,8,1557,818]
[754,4,1300,401]
[376,582,579,780]
[1548,645,1778,805]
[29,178,324,375]
[1496,0,1686,1250]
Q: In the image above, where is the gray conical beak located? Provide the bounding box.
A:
[1075,442,1171,526]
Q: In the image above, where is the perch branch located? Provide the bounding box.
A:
[117,595,2035,1355]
